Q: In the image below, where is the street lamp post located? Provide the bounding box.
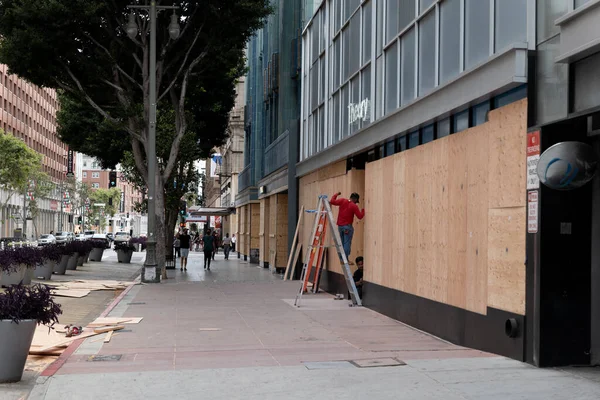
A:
[127,2,179,283]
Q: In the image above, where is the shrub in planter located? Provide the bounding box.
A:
[34,245,63,280]
[89,238,108,262]
[63,242,79,271]
[130,237,147,251]
[0,247,43,286]
[72,241,88,267]
[115,241,135,263]
[54,243,75,275]
[0,283,62,383]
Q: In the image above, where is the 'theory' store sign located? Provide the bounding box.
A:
[348,99,370,125]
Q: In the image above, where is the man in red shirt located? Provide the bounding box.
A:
[330,192,365,263]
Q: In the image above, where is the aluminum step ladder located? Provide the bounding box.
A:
[294,195,362,307]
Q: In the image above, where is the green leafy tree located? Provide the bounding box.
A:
[0,0,270,275]
[0,130,45,211]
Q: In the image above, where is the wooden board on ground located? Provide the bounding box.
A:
[45,280,129,292]
[283,206,303,280]
[31,325,70,352]
[104,330,114,343]
[88,317,142,327]
[93,325,124,334]
[51,289,91,298]
[32,330,101,353]
[198,328,221,331]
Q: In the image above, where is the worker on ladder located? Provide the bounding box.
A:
[330,192,365,264]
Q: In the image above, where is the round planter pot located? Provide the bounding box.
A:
[0,319,37,383]
[0,264,28,286]
[21,267,33,285]
[34,259,55,281]
[54,255,69,275]
[117,249,133,263]
[84,252,90,263]
[76,255,85,267]
[89,247,104,262]
[66,253,79,270]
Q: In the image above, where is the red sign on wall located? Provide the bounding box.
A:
[527,131,541,190]
[50,200,58,211]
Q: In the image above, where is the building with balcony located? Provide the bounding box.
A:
[0,64,71,238]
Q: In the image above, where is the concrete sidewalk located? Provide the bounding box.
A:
[29,251,600,399]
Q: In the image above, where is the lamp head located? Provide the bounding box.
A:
[168,12,181,40]
[126,12,138,40]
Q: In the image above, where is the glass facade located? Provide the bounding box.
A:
[300,0,529,161]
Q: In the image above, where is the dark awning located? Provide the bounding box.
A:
[187,207,235,217]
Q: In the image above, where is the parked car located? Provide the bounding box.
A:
[67,232,75,242]
[54,231,71,244]
[37,234,56,246]
[106,232,115,242]
[91,233,111,249]
[113,231,131,243]
[83,230,96,239]
[75,234,87,241]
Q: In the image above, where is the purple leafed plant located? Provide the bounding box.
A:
[130,237,147,250]
[40,244,63,263]
[0,283,62,326]
[61,241,77,256]
[0,247,43,272]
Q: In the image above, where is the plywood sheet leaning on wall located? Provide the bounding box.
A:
[363,99,527,316]
[487,207,526,315]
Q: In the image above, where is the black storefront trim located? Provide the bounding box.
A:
[322,270,525,361]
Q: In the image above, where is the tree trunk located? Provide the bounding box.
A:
[165,208,178,255]
[154,177,167,280]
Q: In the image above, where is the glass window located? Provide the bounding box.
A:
[396,135,408,152]
[83,172,87,178]
[376,55,384,119]
[385,41,399,114]
[399,0,416,32]
[495,0,527,52]
[350,76,360,134]
[422,124,434,144]
[362,1,372,66]
[386,0,399,43]
[386,140,395,156]
[409,131,420,148]
[332,38,341,90]
[453,110,469,132]
[573,52,600,112]
[465,0,490,69]
[361,64,372,128]
[495,85,526,108]
[332,0,341,33]
[319,105,326,150]
[320,56,326,104]
[341,84,349,138]
[536,37,567,124]
[342,26,350,81]
[420,0,435,13]
[376,0,384,55]
[312,112,318,154]
[537,0,567,43]
[345,0,360,21]
[349,11,361,77]
[472,101,490,126]
[401,28,416,105]
[437,118,450,138]
[332,92,340,143]
[418,11,436,96]
[440,0,460,84]
[310,65,319,110]
[311,14,320,63]
[576,0,591,7]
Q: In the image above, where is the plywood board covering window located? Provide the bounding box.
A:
[364,99,527,315]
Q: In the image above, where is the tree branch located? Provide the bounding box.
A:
[157,21,206,102]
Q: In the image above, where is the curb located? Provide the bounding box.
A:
[40,279,140,377]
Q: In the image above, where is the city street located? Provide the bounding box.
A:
[17,250,600,400]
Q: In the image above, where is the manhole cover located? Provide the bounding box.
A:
[350,358,406,368]
[87,355,122,362]
[127,302,146,305]
[302,361,355,370]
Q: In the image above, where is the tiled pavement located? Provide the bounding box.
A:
[26,250,600,399]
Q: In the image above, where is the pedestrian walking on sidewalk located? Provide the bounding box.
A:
[231,234,237,253]
[178,229,191,271]
[222,233,232,260]
[203,229,215,270]
[212,231,220,260]
[174,236,181,258]
[330,192,365,263]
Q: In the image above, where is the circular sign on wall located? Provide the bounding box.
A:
[537,142,598,191]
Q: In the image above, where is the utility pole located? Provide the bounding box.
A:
[127,1,180,283]
[59,182,64,232]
